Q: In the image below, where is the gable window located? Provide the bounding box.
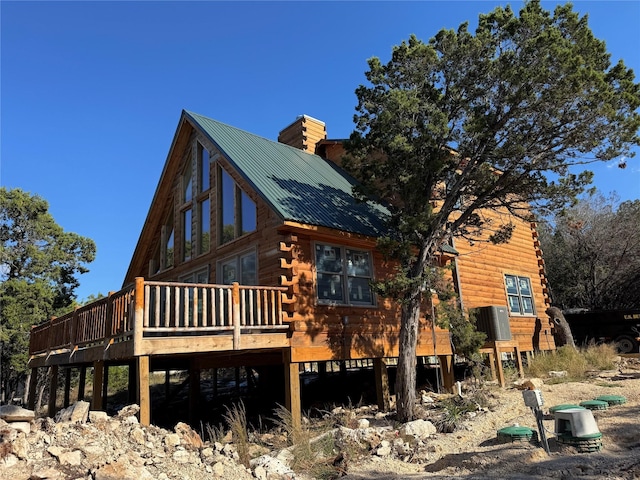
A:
[315,243,374,305]
[195,143,212,255]
[182,208,192,261]
[219,250,257,285]
[218,166,256,245]
[504,274,535,315]
[161,211,174,270]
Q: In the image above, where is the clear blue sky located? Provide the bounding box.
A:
[2,1,639,302]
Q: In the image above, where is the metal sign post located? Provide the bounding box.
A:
[523,389,550,455]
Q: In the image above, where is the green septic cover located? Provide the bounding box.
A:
[498,426,535,436]
[595,395,627,405]
[579,400,609,410]
[185,111,459,254]
[549,404,585,413]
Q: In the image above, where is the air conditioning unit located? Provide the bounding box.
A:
[474,305,511,341]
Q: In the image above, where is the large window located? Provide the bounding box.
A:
[219,250,257,285]
[315,243,374,305]
[218,167,256,244]
[504,274,535,315]
[162,211,174,270]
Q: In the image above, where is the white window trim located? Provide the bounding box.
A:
[504,273,536,316]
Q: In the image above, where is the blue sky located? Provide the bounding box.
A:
[2,1,639,302]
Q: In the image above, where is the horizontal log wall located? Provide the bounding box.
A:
[454,213,554,351]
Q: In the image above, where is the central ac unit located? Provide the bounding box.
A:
[474,305,511,341]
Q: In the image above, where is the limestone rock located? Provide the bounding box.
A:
[0,405,35,422]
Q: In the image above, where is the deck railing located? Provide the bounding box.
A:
[29,278,288,357]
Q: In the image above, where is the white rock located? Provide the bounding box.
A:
[10,421,31,434]
[399,419,436,441]
[0,405,35,422]
[357,418,370,429]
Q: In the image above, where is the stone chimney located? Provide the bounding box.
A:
[278,115,326,153]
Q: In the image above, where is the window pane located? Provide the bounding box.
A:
[199,145,210,192]
[508,295,521,313]
[316,273,344,302]
[518,277,532,296]
[165,227,174,268]
[241,191,256,235]
[183,163,192,202]
[315,245,343,273]
[241,253,257,285]
[522,296,534,314]
[221,169,235,243]
[346,250,371,276]
[198,198,210,254]
[348,277,372,304]
[182,208,192,261]
[222,260,237,285]
[505,275,518,295]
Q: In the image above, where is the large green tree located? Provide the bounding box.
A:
[540,192,640,310]
[344,1,640,421]
[0,188,96,400]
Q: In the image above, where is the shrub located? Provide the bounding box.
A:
[526,344,618,381]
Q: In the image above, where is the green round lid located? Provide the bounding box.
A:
[497,426,535,436]
[579,400,609,410]
[549,404,584,413]
[595,395,627,405]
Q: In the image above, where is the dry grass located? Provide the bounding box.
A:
[223,401,250,467]
[526,343,617,381]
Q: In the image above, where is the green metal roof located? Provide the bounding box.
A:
[185,110,390,238]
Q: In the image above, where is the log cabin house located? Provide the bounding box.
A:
[27,110,555,426]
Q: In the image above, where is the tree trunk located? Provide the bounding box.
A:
[395,290,423,422]
[546,306,576,348]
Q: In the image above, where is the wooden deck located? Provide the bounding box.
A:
[28,278,290,368]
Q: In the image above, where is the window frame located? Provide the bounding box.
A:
[217,165,257,245]
[504,274,535,316]
[314,242,376,307]
[217,248,258,286]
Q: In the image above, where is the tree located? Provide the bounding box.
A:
[539,192,640,310]
[344,1,640,421]
[0,188,96,400]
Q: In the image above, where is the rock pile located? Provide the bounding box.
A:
[0,402,254,480]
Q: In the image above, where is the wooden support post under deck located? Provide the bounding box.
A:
[438,355,455,393]
[78,365,87,401]
[284,352,301,431]
[373,358,390,412]
[137,356,150,426]
[63,368,71,408]
[514,347,525,378]
[48,365,59,417]
[27,368,38,410]
[92,361,104,411]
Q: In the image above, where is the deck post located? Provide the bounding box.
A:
[438,355,455,393]
[137,356,150,426]
[133,277,145,356]
[232,282,241,350]
[284,350,301,431]
[78,365,87,401]
[48,365,59,417]
[92,361,104,411]
[27,368,38,410]
[373,358,390,412]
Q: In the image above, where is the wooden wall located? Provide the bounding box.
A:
[453,212,555,352]
[278,227,453,363]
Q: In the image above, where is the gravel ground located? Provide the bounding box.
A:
[344,358,640,479]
